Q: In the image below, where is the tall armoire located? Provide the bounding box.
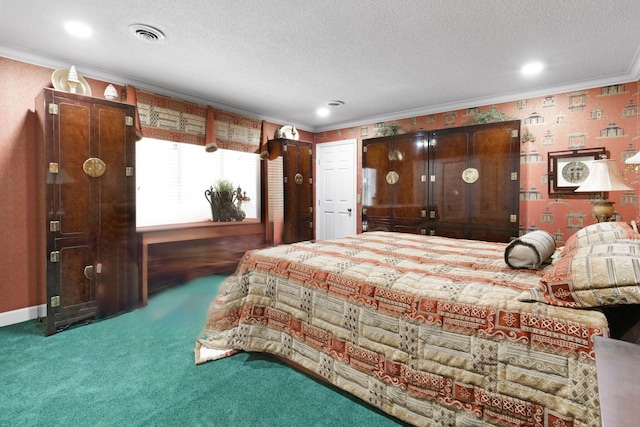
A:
[265,138,314,244]
[35,88,139,335]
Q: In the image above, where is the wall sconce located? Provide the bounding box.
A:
[575,156,632,222]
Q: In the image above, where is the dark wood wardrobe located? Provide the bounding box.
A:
[362,121,521,242]
[265,138,314,244]
[35,88,139,335]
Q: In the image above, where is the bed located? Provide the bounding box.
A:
[195,223,640,426]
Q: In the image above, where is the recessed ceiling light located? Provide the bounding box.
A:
[64,21,93,38]
[316,107,330,117]
[521,61,544,76]
[129,24,165,43]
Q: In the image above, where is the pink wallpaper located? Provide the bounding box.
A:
[315,82,640,243]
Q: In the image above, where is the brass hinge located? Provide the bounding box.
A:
[49,162,59,174]
[283,145,288,152]
[429,229,435,236]
[309,148,312,156]
[48,103,58,115]
[421,175,427,182]
[363,146,367,153]
[309,221,313,228]
[49,221,60,232]
[309,177,313,185]
[430,175,436,182]
[511,129,519,138]
[421,210,427,218]
[49,251,60,263]
[126,167,134,177]
[309,207,313,214]
[125,116,134,126]
[511,172,518,181]
[50,295,60,308]
[284,176,288,184]
[421,228,426,235]
[362,208,367,215]
[510,214,517,223]
[430,210,436,219]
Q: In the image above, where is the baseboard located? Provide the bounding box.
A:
[0,304,46,328]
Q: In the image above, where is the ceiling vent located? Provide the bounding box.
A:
[327,100,345,108]
[129,24,165,43]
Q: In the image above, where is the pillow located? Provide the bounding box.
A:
[561,221,639,256]
[504,230,556,269]
[519,241,640,308]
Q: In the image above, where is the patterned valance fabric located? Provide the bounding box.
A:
[124,86,262,151]
[211,108,262,152]
[136,89,207,145]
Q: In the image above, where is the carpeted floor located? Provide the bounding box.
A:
[1,275,404,426]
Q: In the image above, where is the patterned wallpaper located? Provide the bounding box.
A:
[315,81,640,243]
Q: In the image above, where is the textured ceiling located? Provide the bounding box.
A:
[1,0,640,132]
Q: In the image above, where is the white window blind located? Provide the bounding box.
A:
[136,138,260,227]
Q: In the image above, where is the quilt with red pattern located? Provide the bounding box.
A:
[195,232,609,426]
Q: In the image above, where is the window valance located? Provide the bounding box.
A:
[122,86,262,152]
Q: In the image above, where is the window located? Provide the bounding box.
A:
[136,138,260,227]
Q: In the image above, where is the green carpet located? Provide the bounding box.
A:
[1,275,404,426]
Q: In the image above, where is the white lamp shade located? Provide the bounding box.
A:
[626,151,640,164]
[575,158,632,192]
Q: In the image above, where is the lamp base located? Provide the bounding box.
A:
[591,199,615,223]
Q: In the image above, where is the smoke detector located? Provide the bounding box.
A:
[129,24,165,43]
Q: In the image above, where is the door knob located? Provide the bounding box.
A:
[347,208,352,214]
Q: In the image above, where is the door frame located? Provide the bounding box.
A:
[315,139,358,241]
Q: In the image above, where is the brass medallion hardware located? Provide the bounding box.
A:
[294,173,304,185]
[83,265,94,280]
[461,167,479,184]
[386,171,399,185]
[83,158,106,178]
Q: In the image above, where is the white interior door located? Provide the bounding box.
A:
[316,139,357,241]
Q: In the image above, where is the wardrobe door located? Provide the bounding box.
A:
[362,138,393,232]
[94,103,138,316]
[282,139,313,244]
[391,133,427,234]
[40,92,98,335]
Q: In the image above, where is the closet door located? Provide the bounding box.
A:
[429,121,520,242]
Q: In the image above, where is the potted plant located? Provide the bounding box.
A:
[204,179,241,221]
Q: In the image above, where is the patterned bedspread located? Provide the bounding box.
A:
[195,232,609,426]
